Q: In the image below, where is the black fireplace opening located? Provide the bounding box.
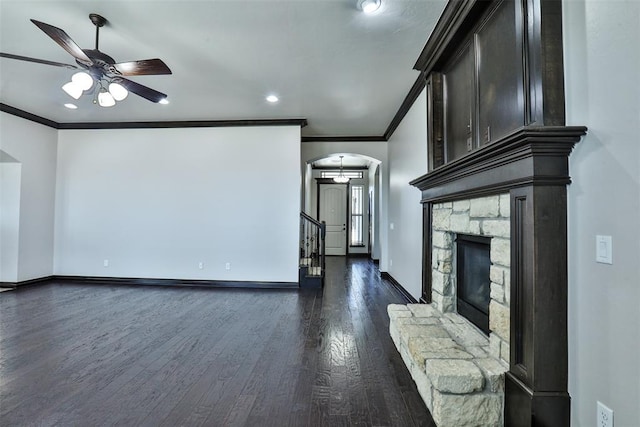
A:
[456,234,492,335]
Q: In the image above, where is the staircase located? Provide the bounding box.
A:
[299,212,326,288]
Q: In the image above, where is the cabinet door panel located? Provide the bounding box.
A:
[476,0,525,144]
[444,43,474,162]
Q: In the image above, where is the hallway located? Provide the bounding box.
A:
[0,258,435,426]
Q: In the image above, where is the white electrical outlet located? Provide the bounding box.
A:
[103,259,109,267]
[198,262,204,270]
[597,401,613,427]
[225,262,231,270]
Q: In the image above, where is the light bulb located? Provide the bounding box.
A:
[361,0,381,13]
[71,72,93,91]
[98,90,116,107]
[159,98,169,105]
[62,81,82,99]
[108,82,128,101]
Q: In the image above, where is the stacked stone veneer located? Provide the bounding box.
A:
[388,195,511,426]
[432,195,511,363]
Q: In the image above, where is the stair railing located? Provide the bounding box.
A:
[300,212,326,280]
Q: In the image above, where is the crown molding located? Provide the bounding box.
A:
[383,73,426,141]
[0,104,307,130]
[0,103,59,128]
[56,118,308,130]
[301,135,387,142]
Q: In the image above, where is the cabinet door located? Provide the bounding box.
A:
[427,73,445,170]
[444,43,474,163]
[476,0,525,144]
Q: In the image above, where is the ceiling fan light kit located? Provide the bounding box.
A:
[71,71,93,90]
[108,82,128,101]
[97,89,116,107]
[62,81,83,99]
[2,13,172,109]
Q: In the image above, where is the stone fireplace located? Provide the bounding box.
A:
[389,128,587,426]
[431,196,511,364]
[389,195,515,426]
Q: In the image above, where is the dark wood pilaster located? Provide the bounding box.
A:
[506,184,570,426]
[421,202,433,304]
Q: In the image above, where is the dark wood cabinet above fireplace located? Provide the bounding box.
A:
[418,0,566,172]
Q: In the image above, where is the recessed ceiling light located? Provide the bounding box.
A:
[360,0,381,13]
[159,98,169,105]
[64,103,78,109]
[266,95,279,103]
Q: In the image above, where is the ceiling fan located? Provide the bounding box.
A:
[0,13,172,106]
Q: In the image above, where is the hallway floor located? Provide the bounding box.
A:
[0,258,435,426]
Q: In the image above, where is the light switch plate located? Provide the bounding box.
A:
[596,235,613,264]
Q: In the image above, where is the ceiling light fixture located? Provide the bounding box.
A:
[7,14,172,109]
[266,94,279,103]
[62,81,83,99]
[62,71,94,100]
[359,0,381,13]
[64,103,78,109]
[159,98,169,105]
[71,71,94,90]
[67,75,133,108]
[333,156,350,183]
[108,82,128,101]
[97,88,116,107]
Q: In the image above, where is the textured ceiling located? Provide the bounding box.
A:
[0,0,446,137]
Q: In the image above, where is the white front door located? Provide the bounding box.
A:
[319,184,347,256]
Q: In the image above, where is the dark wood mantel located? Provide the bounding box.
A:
[410,125,587,202]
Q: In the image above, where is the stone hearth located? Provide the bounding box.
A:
[389,304,507,426]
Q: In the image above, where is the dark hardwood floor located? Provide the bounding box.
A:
[0,258,435,426]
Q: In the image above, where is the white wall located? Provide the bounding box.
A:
[564,1,640,426]
[0,113,57,281]
[369,164,381,261]
[55,126,301,283]
[0,159,21,282]
[386,90,428,299]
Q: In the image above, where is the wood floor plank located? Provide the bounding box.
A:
[0,258,435,426]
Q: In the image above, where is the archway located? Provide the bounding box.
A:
[302,153,382,259]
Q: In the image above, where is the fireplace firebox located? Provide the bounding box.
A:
[456,234,491,335]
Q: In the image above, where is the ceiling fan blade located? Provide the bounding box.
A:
[112,59,172,76]
[117,78,167,103]
[0,52,80,69]
[30,19,93,66]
